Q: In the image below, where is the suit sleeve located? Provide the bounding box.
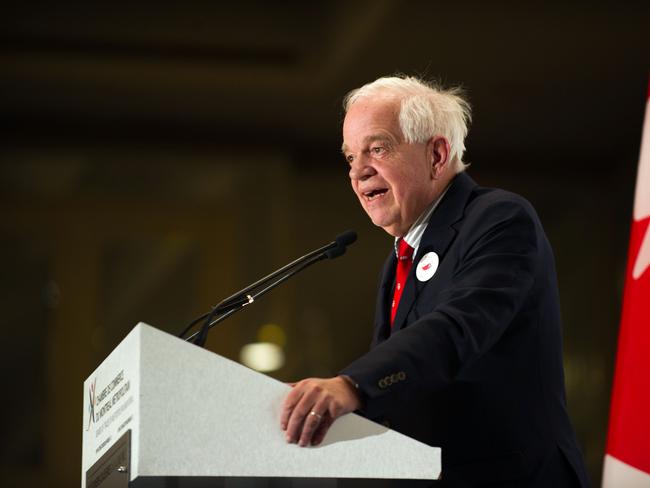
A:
[341,195,541,419]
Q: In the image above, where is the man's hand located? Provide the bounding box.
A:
[280,376,361,447]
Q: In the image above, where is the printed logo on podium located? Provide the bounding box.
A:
[86,378,97,431]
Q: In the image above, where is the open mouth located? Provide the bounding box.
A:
[363,188,388,201]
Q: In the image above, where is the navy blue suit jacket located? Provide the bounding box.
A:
[341,173,589,487]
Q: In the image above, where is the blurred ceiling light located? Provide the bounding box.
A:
[240,342,285,372]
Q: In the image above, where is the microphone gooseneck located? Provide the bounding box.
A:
[179,230,357,346]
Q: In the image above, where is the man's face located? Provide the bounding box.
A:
[342,97,439,237]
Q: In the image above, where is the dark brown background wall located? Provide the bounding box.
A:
[1,1,648,486]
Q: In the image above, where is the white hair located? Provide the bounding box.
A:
[343,76,472,172]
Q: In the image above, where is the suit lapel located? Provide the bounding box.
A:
[372,250,396,346]
[391,172,477,332]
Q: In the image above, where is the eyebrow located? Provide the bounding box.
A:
[341,134,397,154]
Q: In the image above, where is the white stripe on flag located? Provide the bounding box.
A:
[603,455,650,487]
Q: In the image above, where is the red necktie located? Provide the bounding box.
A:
[391,239,414,326]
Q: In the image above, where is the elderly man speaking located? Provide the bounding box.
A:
[280,76,589,487]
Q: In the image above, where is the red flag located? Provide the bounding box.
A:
[602,80,650,486]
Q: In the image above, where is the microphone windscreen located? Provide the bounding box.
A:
[335,230,357,248]
[325,245,346,260]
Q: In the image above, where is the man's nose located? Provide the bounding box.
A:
[349,157,376,182]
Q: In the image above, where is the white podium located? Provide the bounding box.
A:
[81,323,441,487]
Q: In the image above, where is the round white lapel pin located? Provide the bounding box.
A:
[416,252,439,282]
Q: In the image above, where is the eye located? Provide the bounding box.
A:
[345,154,354,164]
[370,145,386,156]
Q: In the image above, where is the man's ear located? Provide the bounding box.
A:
[428,136,451,179]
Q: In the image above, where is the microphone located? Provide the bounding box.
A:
[334,230,358,248]
[325,230,357,259]
[179,230,357,346]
